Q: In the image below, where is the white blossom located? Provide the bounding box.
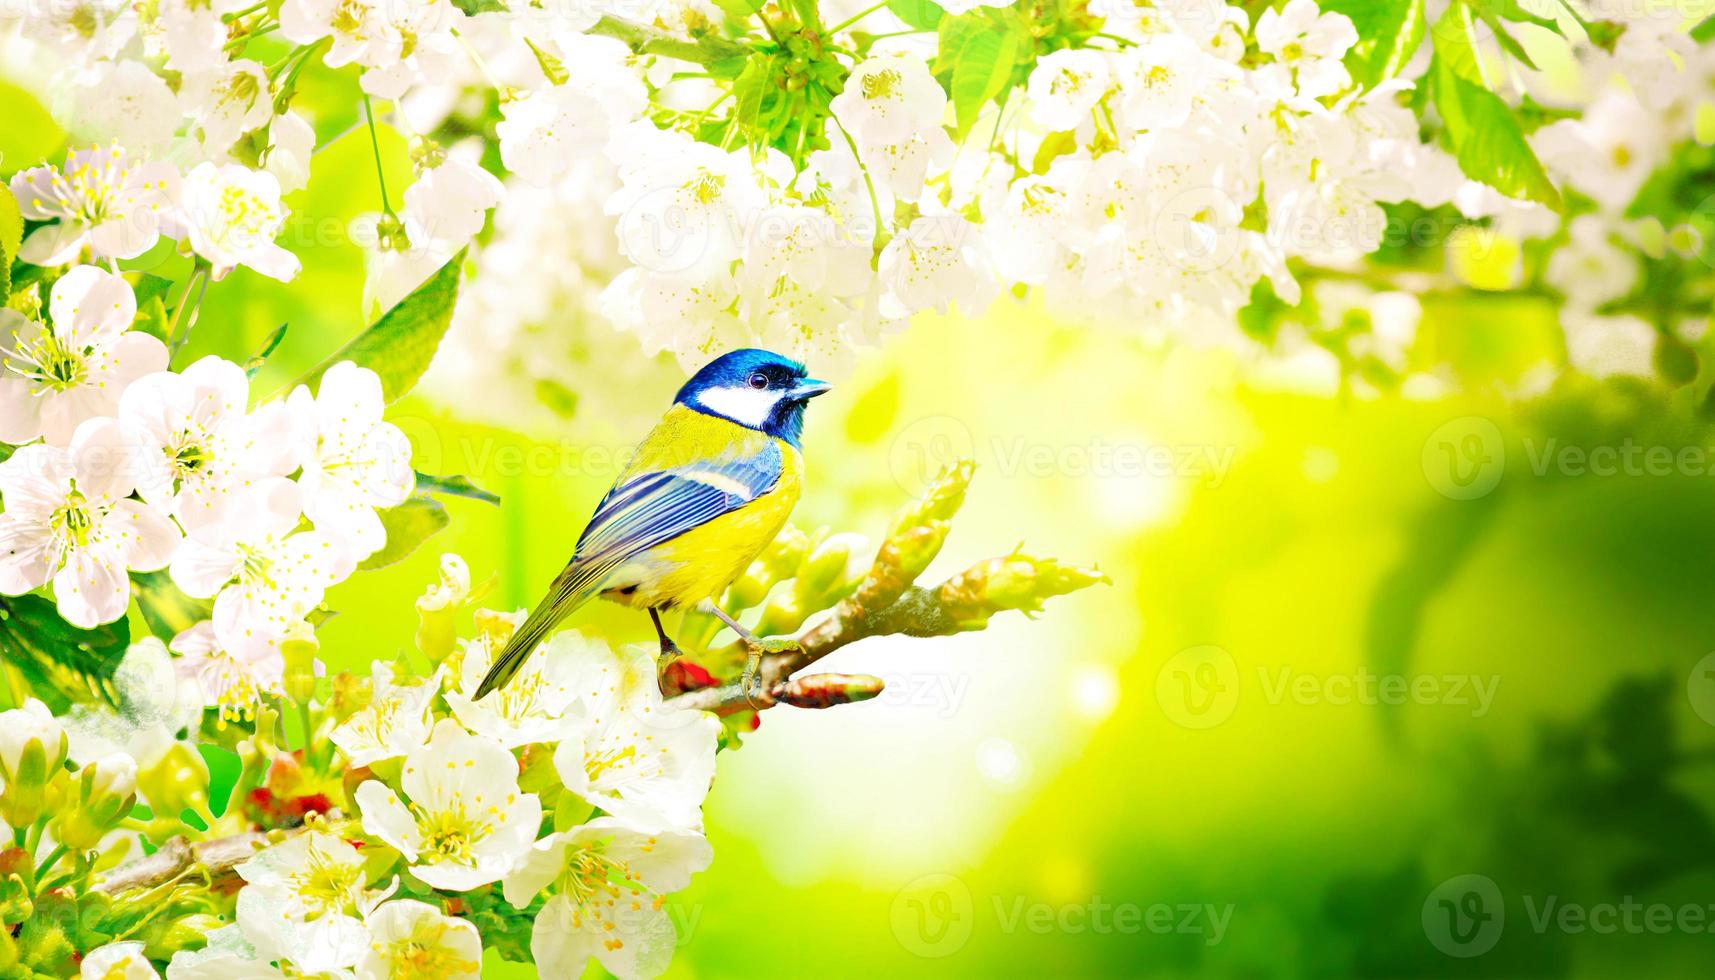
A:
[356,900,483,980]
[1254,0,1358,98]
[117,355,299,529]
[503,816,712,980]
[551,637,719,831]
[0,265,168,445]
[172,163,301,281]
[329,661,439,768]
[356,719,542,890]
[235,831,391,972]
[286,361,415,559]
[8,146,179,265]
[0,418,180,628]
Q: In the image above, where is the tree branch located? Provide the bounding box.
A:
[95,831,276,895]
[664,462,1107,716]
[586,15,752,67]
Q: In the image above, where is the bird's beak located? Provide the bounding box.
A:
[789,379,832,401]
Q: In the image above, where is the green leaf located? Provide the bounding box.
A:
[523,36,569,86]
[1473,8,1539,70]
[288,248,465,404]
[245,322,288,378]
[1429,2,1486,84]
[415,470,501,504]
[0,594,129,712]
[1469,0,1562,34]
[0,183,21,303]
[358,496,450,570]
[1428,54,1559,209]
[1323,0,1426,88]
[1693,13,1715,43]
[950,28,1021,138]
[451,0,505,13]
[932,11,988,77]
[131,570,213,641]
[887,0,942,30]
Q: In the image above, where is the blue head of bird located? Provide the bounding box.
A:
[676,349,832,447]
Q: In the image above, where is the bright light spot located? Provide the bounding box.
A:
[975,737,1024,787]
[1069,663,1119,722]
[1301,446,1339,484]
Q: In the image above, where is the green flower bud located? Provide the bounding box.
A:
[890,459,975,538]
[760,525,811,580]
[937,555,1109,629]
[416,554,472,663]
[52,754,138,851]
[282,635,321,705]
[724,561,773,611]
[136,742,212,826]
[751,591,805,639]
[0,699,67,828]
[152,913,229,957]
[795,532,867,605]
[0,872,31,928]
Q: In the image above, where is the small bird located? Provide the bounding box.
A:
[474,349,831,700]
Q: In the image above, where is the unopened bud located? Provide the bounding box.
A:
[890,459,975,538]
[282,635,321,705]
[415,555,472,663]
[0,700,67,827]
[759,525,811,580]
[796,532,867,603]
[937,555,1109,629]
[771,673,885,709]
[52,754,138,851]
[136,742,211,825]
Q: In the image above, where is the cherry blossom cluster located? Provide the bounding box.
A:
[0,263,413,717]
[4,0,1710,390]
[127,558,712,980]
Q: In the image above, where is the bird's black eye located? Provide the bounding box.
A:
[747,372,769,390]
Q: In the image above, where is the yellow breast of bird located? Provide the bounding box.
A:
[601,405,803,610]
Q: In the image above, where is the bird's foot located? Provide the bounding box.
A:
[736,638,798,709]
[656,640,683,674]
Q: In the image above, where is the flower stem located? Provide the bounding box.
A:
[829,0,888,35]
[167,261,211,358]
[363,93,397,218]
[833,118,887,252]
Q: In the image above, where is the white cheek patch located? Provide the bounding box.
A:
[694,386,783,429]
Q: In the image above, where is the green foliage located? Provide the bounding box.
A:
[730,25,846,156]
[949,26,1023,138]
[887,0,943,30]
[244,322,289,378]
[1324,0,1426,88]
[358,496,452,570]
[132,570,214,642]
[414,471,501,504]
[0,594,128,711]
[127,272,177,343]
[1427,4,1560,210]
[289,248,465,404]
[0,183,20,303]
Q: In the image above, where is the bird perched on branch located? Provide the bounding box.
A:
[474,349,831,701]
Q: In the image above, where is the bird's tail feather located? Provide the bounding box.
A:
[474,561,610,698]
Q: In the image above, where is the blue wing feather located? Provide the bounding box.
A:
[574,443,784,562]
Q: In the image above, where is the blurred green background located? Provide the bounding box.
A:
[7,68,1715,979]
